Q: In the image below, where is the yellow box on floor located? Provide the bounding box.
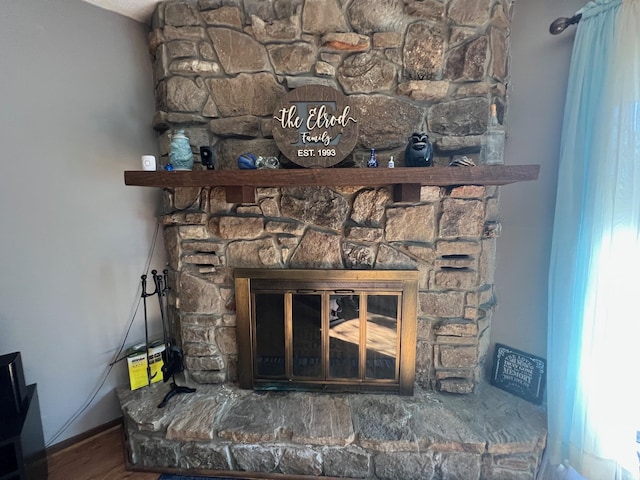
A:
[127,342,165,390]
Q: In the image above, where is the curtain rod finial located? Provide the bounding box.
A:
[550,13,582,35]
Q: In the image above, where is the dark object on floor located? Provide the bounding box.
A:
[0,352,27,417]
[404,132,433,167]
[159,474,243,480]
[0,352,48,479]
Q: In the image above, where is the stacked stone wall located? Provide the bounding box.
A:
[150,0,511,168]
[162,181,500,393]
[150,0,512,393]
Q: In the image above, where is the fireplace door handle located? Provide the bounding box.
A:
[333,289,355,294]
[296,289,318,293]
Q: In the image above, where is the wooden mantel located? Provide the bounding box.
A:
[124,165,539,203]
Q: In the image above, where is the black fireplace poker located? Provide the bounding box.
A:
[140,274,156,387]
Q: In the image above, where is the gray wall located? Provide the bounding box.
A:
[0,0,163,445]
[490,0,584,366]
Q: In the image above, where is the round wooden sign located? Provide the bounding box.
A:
[272,85,359,168]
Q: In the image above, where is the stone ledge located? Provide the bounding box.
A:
[118,381,546,479]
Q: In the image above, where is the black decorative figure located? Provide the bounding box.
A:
[150,269,195,408]
[404,132,433,167]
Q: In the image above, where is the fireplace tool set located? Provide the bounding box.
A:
[141,269,195,408]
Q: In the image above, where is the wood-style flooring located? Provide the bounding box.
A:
[47,424,159,480]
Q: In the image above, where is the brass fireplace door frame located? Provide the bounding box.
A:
[234,269,418,395]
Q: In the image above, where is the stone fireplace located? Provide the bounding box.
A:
[117,1,547,478]
[162,181,497,395]
[145,0,516,394]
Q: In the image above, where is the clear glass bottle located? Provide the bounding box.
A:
[388,155,395,168]
[485,104,505,165]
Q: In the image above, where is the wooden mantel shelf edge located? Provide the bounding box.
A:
[124,165,539,203]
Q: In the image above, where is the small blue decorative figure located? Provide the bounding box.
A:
[169,130,194,170]
[238,153,257,169]
[404,132,433,167]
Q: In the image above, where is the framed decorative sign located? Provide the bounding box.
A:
[272,85,359,168]
[491,343,546,404]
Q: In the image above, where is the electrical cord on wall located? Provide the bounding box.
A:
[46,222,160,447]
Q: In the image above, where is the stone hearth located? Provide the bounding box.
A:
[119,380,545,479]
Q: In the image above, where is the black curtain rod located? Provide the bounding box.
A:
[550,13,582,34]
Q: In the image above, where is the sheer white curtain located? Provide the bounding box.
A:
[547,0,640,478]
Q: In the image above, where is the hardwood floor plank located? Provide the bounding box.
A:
[47,425,159,480]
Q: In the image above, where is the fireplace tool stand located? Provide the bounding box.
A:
[142,270,195,408]
[140,274,158,386]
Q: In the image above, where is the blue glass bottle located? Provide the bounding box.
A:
[367,148,378,168]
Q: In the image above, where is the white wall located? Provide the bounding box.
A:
[0,0,164,445]
[490,0,585,365]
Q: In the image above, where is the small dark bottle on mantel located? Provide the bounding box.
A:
[367,148,378,168]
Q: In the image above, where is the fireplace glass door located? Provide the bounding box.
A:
[329,293,361,380]
[236,270,417,394]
